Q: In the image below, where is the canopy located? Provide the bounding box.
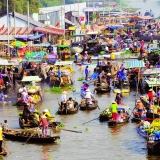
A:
[33,43,50,47]
[15,34,44,42]
[106,25,124,30]
[145,80,160,87]
[124,60,145,69]
[57,44,69,48]
[54,61,73,66]
[73,34,86,37]
[143,68,160,75]
[10,41,26,47]
[0,60,19,66]
[22,76,41,82]
[87,32,98,35]
[131,16,153,21]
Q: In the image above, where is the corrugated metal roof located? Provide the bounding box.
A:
[125,60,145,69]
[10,12,47,28]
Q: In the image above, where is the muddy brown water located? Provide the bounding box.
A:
[0,63,160,160]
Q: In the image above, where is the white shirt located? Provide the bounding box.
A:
[85,91,93,99]
[60,94,67,102]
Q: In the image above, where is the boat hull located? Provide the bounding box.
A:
[3,130,60,143]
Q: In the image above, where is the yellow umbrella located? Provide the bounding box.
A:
[10,41,26,47]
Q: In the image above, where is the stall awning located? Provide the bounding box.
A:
[145,80,160,87]
[22,76,41,82]
[54,61,73,66]
[0,60,19,66]
[143,68,160,75]
[65,19,75,25]
[125,60,145,69]
[33,43,50,47]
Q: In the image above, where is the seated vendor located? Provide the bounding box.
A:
[136,100,145,112]
[67,97,74,109]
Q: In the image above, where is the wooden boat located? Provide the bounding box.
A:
[136,126,148,138]
[3,129,60,143]
[94,82,111,93]
[0,149,7,156]
[79,98,98,110]
[108,116,130,126]
[57,101,79,115]
[108,106,130,126]
[131,111,141,123]
[147,138,160,155]
[70,42,84,54]
[140,97,160,119]
[19,116,61,129]
[99,112,112,122]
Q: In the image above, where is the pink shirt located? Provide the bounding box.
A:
[40,116,49,126]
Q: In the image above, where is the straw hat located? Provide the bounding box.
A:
[137,100,141,103]
[86,89,90,92]
[62,91,67,94]
[107,73,111,76]
[43,109,49,113]
[112,100,116,104]
[117,90,121,93]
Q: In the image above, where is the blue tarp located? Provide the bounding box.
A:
[106,25,124,30]
[73,34,86,37]
[15,34,44,41]
[125,60,145,69]
[33,43,50,47]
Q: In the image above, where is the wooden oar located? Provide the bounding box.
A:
[23,128,39,145]
[62,129,82,133]
[3,140,11,154]
[82,117,99,125]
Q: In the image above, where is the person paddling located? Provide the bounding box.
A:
[0,124,3,153]
[110,101,118,121]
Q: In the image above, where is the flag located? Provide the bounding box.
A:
[55,21,60,27]
[0,25,4,31]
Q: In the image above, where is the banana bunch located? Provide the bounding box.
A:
[32,94,40,101]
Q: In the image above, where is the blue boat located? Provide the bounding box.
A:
[136,127,148,139]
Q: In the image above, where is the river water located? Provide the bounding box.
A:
[0,63,160,160]
[128,0,160,18]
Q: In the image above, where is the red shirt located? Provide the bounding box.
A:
[148,91,153,100]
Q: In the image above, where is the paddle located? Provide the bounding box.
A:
[57,98,62,115]
[62,129,82,133]
[3,140,11,154]
[23,127,39,145]
[82,117,99,125]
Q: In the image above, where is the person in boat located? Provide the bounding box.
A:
[67,97,74,109]
[85,89,93,105]
[106,73,111,86]
[0,91,7,102]
[147,88,155,102]
[75,53,79,63]
[2,120,8,131]
[22,104,33,124]
[110,101,118,121]
[22,84,28,94]
[85,66,89,80]
[42,109,56,122]
[115,91,123,104]
[39,114,49,137]
[60,91,67,110]
[21,91,28,104]
[0,124,3,154]
[136,100,145,112]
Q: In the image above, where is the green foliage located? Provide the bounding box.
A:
[78,77,84,81]
[0,0,86,14]
[44,87,62,94]
[59,123,65,129]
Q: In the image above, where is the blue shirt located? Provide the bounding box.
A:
[57,70,61,77]
[85,68,89,75]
